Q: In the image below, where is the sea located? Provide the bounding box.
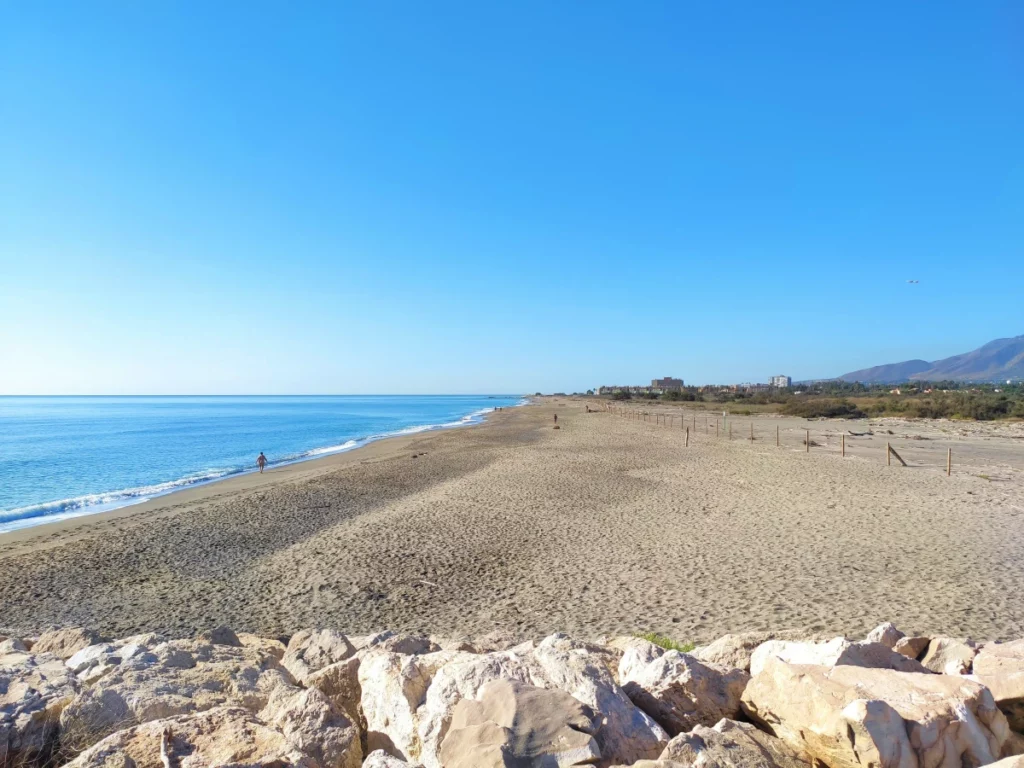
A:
[0,395,525,534]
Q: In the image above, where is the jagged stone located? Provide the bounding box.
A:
[660,718,810,768]
[920,636,977,674]
[283,629,358,682]
[610,638,664,684]
[741,656,1010,768]
[749,637,929,676]
[363,749,420,767]
[197,625,242,647]
[892,636,929,660]
[307,656,363,726]
[62,706,316,767]
[0,647,80,766]
[60,638,294,749]
[971,639,1024,732]
[261,684,362,768]
[620,652,749,736]
[439,679,600,767]
[32,627,104,660]
[865,622,904,650]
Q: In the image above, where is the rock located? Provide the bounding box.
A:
[60,638,295,749]
[350,631,400,652]
[363,749,420,767]
[608,762,688,768]
[261,684,362,768]
[741,656,1010,768]
[62,706,317,767]
[197,625,242,646]
[865,622,904,649]
[33,627,103,660]
[375,635,440,656]
[971,639,1024,732]
[439,679,600,768]
[65,636,161,686]
[920,636,977,674]
[660,719,811,768]
[0,647,80,766]
[692,630,831,673]
[892,636,929,660]
[611,638,665,684]
[359,649,467,763]
[238,632,288,660]
[307,656,363,725]
[987,757,1024,768]
[528,634,669,766]
[0,637,29,655]
[749,637,929,676]
[620,651,749,736]
[284,629,358,682]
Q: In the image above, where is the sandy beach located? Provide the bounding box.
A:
[2,400,1023,644]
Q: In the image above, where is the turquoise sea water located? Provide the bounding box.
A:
[0,395,523,533]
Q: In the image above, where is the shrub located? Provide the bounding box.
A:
[780,398,866,419]
[635,632,696,653]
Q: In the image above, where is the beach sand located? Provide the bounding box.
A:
[2,400,1023,644]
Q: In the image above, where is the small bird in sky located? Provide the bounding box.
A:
[906,279,919,284]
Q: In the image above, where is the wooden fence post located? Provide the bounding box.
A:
[947,448,952,476]
[716,419,719,437]
[776,425,779,447]
[750,422,754,442]
[842,434,845,457]
[886,441,891,466]
[685,427,689,447]
[729,422,732,440]
[805,429,809,452]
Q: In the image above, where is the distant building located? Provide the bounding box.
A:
[651,377,684,391]
[770,375,792,388]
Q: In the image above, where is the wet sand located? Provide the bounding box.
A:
[2,400,1023,644]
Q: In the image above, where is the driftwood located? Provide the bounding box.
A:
[887,444,908,467]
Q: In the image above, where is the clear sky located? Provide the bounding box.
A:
[1,2,1022,394]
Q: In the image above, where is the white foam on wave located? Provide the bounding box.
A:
[0,399,523,534]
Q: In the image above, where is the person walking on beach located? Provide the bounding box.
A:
[257,452,267,473]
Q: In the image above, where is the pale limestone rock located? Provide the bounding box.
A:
[359,649,469,763]
[261,684,362,768]
[865,622,904,650]
[60,638,295,748]
[607,761,688,767]
[66,635,160,686]
[63,706,316,767]
[363,749,420,767]
[0,648,80,766]
[971,639,1024,732]
[307,656,363,725]
[284,629,357,682]
[893,636,929,660]
[660,719,810,768]
[749,637,929,676]
[612,638,665,684]
[620,652,749,736]
[0,637,29,655]
[741,657,1010,768]
[238,632,287,661]
[439,679,600,768]
[197,625,242,646]
[33,627,103,660]
[921,636,977,675]
[529,634,669,767]
[987,756,1024,768]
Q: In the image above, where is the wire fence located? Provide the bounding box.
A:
[594,402,998,478]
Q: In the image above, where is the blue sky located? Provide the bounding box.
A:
[1,2,1021,394]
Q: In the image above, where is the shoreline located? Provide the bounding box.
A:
[0,398,525,540]
[0,405,517,553]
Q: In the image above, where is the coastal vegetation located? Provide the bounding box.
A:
[603,381,1024,421]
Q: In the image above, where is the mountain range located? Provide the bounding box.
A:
[837,335,1024,383]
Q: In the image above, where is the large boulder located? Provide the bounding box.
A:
[417,635,667,768]
[611,638,665,684]
[65,634,162,686]
[620,652,749,736]
[261,684,362,768]
[307,656,364,726]
[284,629,358,682]
[893,636,930,661]
[360,649,469,763]
[749,637,929,676]
[439,679,600,768]
[971,639,1024,732]
[865,623,904,650]
[60,638,295,748]
[660,718,811,768]
[920,637,977,675]
[0,647,80,766]
[62,706,317,767]
[741,657,1010,768]
[32,627,104,660]
[363,750,420,767]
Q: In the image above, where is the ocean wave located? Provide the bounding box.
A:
[0,468,237,526]
[0,401,518,532]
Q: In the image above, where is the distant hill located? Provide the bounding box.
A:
[838,335,1024,383]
